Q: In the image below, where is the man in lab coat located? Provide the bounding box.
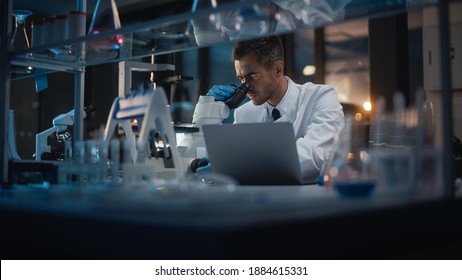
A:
[207,36,344,183]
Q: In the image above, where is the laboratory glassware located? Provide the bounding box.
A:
[11,10,33,74]
[87,0,123,50]
[324,116,376,197]
[11,9,32,51]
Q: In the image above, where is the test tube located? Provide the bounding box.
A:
[74,140,86,184]
[63,140,72,161]
[85,140,98,183]
[391,91,406,148]
[370,96,385,149]
[99,140,109,184]
[123,139,131,164]
[110,139,120,181]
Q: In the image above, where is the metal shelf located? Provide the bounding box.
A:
[10,0,439,70]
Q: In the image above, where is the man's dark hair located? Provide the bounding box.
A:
[232,36,284,69]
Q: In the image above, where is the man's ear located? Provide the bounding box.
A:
[274,60,284,77]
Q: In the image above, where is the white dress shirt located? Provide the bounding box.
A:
[233,77,344,183]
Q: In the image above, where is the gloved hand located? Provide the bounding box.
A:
[196,163,212,174]
[190,157,211,173]
[206,85,236,101]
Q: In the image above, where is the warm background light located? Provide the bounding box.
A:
[363,101,372,111]
[303,65,316,76]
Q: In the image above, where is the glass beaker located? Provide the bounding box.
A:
[324,116,376,197]
[11,10,32,51]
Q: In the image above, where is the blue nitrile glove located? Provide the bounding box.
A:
[190,157,211,173]
[196,163,211,174]
[206,85,236,101]
[194,157,212,174]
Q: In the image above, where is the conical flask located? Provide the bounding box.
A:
[323,115,376,197]
[11,10,34,74]
[11,9,32,51]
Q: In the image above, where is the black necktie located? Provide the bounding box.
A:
[272,108,281,121]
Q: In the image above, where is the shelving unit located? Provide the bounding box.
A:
[0,0,456,193]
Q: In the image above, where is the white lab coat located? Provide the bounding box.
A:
[234,77,344,183]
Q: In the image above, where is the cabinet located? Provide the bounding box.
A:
[0,0,457,187]
[423,2,462,90]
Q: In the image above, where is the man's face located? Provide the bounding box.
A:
[234,53,279,106]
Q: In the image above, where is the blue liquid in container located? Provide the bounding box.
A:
[335,181,376,198]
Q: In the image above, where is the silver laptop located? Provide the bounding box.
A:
[202,122,303,185]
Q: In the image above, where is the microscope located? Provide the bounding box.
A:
[35,105,95,161]
[177,83,250,172]
[192,83,250,125]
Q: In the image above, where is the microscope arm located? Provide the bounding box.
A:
[52,109,88,129]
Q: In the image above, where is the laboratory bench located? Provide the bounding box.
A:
[1,182,461,259]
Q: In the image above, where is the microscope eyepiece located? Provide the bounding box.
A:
[225,83,250,109]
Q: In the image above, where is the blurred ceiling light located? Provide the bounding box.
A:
[363,101,372,111]
[303,65,316,76]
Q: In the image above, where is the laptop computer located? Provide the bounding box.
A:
[202,122,303,185]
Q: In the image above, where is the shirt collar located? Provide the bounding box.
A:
[264,76,294,118]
